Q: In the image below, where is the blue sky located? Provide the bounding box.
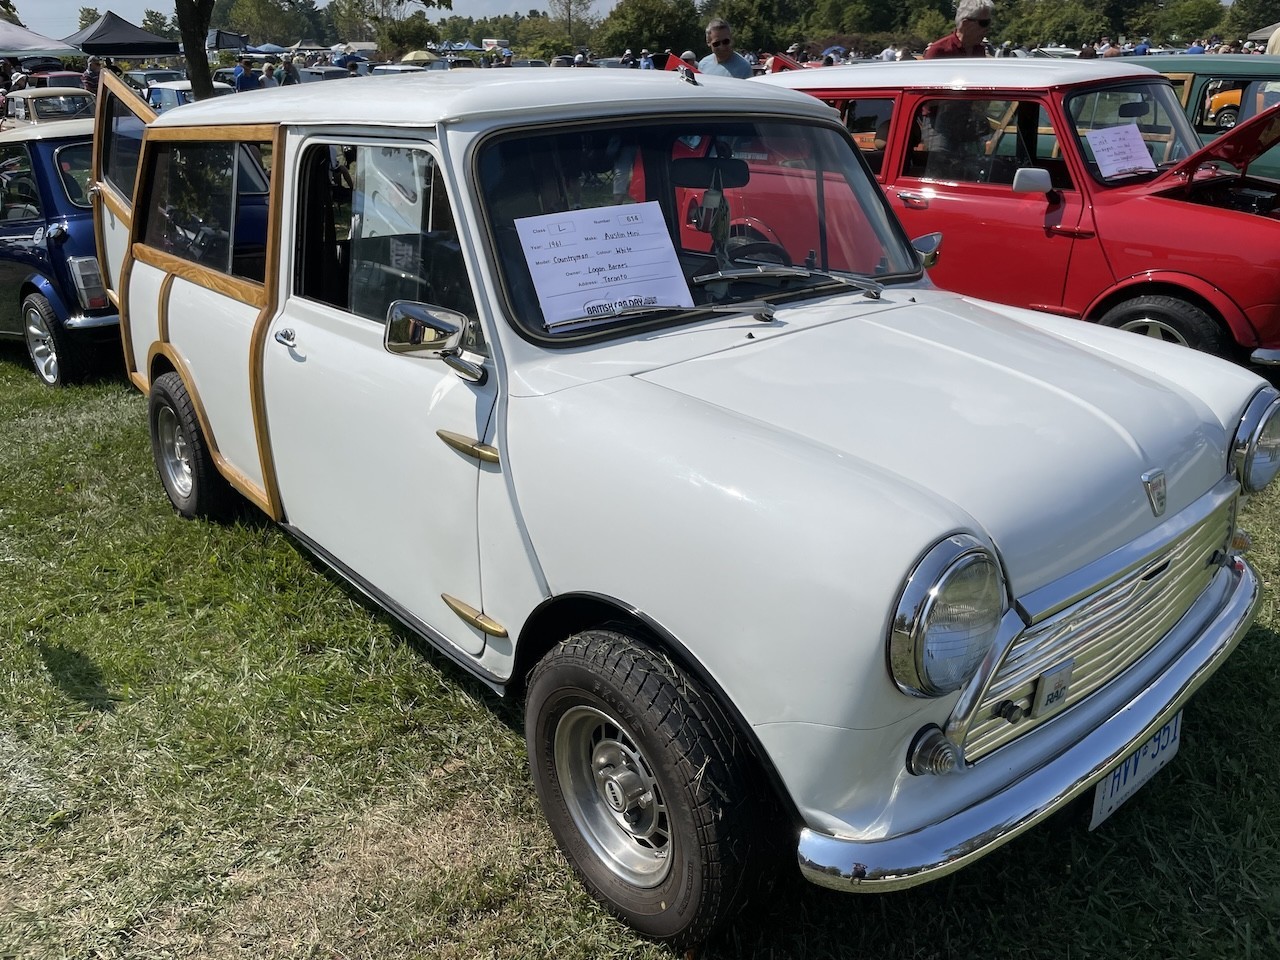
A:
[20,1,571,43]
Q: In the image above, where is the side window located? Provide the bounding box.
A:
[0,144,40,221]
[906,98,1003,182]
[54,142,93,207]
[294,142,482,351]
[832,98,895,175]
[1194,78,1248,134]
[100,89,146,200]
[140,140,271,282]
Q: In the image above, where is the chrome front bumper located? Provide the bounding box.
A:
[797,555,1260,892]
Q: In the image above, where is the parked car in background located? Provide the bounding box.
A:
[297,65,349,82]
[3,88,95,126]
[0,118,115,385]
[145,79,233,113]
[1139,55,1278,136]
[511,58,548,67]
[758,59,1280,364]
[123,68,184,91]
[425,55,477,70]
[91,67,1280,947]
[368,63,426,75]
[28,71,85,89]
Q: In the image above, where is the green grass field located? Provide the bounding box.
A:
[2,344,1278,959]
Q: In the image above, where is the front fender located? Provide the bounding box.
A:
[505,375,982,735]
[1085,272,1256,348]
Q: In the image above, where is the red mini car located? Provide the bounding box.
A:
[758,59,1280,365]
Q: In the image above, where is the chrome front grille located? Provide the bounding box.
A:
[961,494,1236,762]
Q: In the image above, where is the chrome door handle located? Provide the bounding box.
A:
[897,191,929,209]
[274,329,297,348]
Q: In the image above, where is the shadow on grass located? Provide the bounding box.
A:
[36,641,121,712]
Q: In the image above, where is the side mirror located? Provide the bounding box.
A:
[384,300,486,383]
[912,232,942,269]
[1011,167,1054,196]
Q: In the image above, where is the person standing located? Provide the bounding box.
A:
[81,55,103,93]
[698,19,753,78]
[923,0,993,59]
[639,49,654,69]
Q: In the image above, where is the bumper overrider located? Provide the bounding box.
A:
[797,553,1260,891]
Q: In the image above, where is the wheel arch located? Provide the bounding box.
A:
[1084,274,1255,348]
[20,275,72,326]
[510,590,802,826]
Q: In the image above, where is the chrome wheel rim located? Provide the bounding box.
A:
[1117,316,1188,346]
[156,405,193,498]
[554,704,672,887]
[23,304,58,385]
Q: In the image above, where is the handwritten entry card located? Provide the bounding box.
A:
[1084,125,1157,179]
[515,201,694,329]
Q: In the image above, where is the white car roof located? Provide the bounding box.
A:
[0,117,93,143]
[149,80,232,91]
[7,87,91,99]
[148,69,834,130]
[754,58,1161,92]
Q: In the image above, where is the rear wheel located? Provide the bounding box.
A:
[22,293,84,387]
[525,630,758,948]
[1099,295,1232,358]
[148,371,235,519]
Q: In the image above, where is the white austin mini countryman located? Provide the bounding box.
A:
[91,68,1279,945]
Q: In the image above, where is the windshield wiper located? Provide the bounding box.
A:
[692,265,883,299]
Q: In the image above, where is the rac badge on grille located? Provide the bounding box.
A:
[1142,470,1167,518]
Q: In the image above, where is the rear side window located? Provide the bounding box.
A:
[54,142,93,207]
[830,97,895,175]
[100,89,146,199]
[139,140,272,282]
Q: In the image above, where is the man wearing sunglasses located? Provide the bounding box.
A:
[698,19,754,78]
[924,0,994,58]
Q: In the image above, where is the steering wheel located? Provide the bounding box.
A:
[726,238,793,267]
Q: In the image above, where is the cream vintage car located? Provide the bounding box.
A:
[90,68,1279,946]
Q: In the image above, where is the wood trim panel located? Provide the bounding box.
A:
[133,244,267,308]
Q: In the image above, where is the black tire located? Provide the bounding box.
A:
[1216,107,1238,129]
[1099,295,1232,358]
[148,371,234,520]
[525,630,757,948]
[22,293,85,387]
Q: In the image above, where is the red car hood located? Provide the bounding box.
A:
[1155,101,1280,182]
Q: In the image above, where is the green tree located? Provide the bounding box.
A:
[141,9,179,38]
[712,0,805,53]
[378,10,440,56]
[1156,0,1228,41]
[547,0,600,49]
[596,0,700,58]
[78,6,100,28]
[230,0,301,44]
[1217,0,1280,38]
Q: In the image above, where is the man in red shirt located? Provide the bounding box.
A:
[924,0,993,59]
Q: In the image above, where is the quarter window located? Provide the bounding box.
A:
[100,88,146,200]
[139,140,272,282]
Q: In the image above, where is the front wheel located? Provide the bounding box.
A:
[148,371,235,519]
[1216,107,1238,129]
[525,630,757,948]
[22,293,84,387]
[1099,295,1233,358]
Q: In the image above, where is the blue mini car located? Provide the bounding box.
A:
[0,117,118,385]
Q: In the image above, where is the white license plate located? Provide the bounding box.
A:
[1089,711,1182,830]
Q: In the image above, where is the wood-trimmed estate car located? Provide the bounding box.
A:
[91,68,1280,946]
[758,59,1280,365]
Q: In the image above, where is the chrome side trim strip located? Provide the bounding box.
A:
[796,556,1259,892]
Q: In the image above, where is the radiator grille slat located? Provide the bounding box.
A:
[963,499,1233,761]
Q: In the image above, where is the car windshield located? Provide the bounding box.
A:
[30,94,95,121]
[1064,81,1201,184]
[478,117,918,340]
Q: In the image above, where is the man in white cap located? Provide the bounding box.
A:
[640,49,654,69]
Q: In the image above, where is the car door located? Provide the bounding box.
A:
[0,140,43,335]
[885,94,1096,315]
[91,69,155,382]
[262,136,499,660]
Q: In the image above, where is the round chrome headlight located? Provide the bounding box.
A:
[1234,389,1280,493]
[889,535,1005,698]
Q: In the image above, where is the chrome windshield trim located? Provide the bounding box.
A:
[796,556,1259,892]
